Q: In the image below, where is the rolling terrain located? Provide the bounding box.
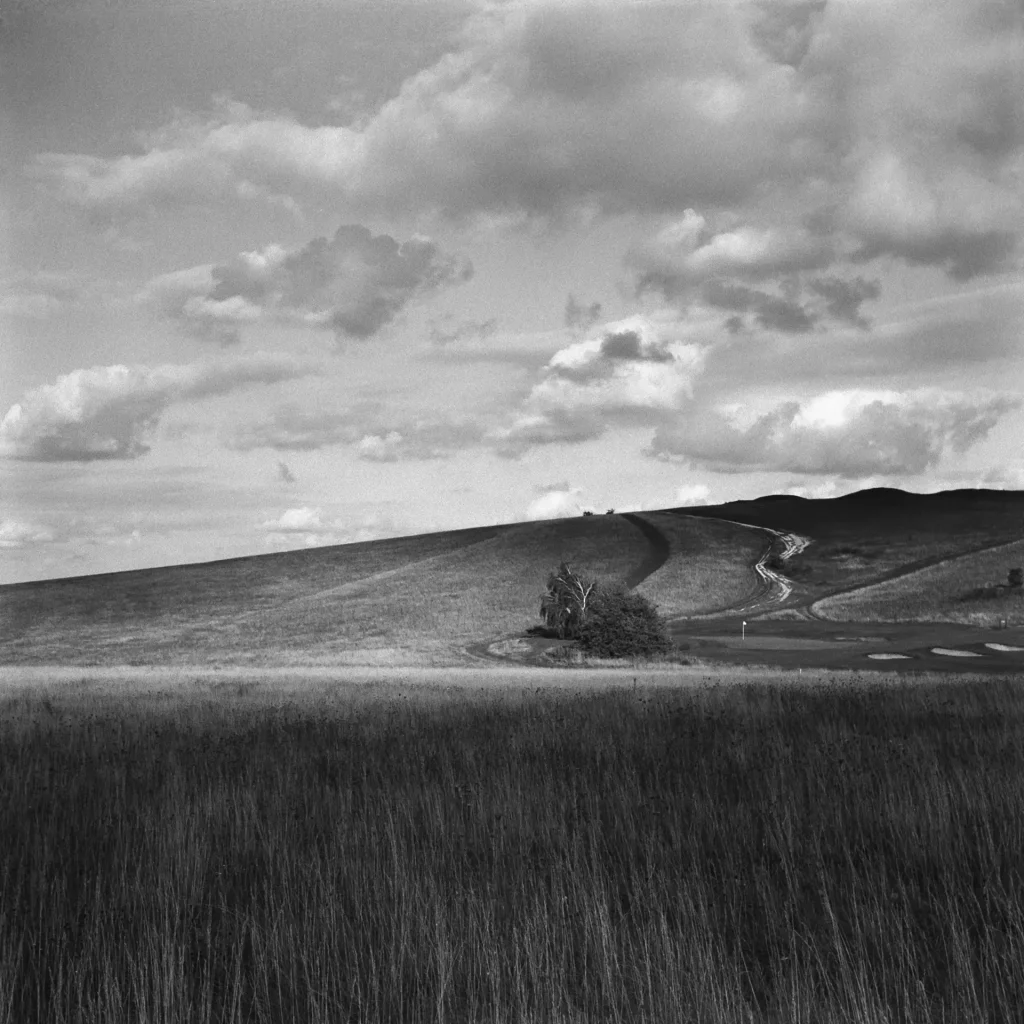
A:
[2,487,1023,670]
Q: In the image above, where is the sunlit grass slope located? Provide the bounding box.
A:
[1,512,763,666]
[816,537,1024,626]
[681,488,1024,600]
[3,673,1023,1023]
[632,511,764,616]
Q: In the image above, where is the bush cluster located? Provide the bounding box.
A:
[575,586,672,659]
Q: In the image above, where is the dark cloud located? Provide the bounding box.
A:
[564,294,602,330]
[276,460,296,484]
[750,0,827,68]
[429,316,498,346]
[808,276,880,328]
[141,224,472,344]
[702,279,817,334]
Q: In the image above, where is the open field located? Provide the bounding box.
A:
[0,513,758,668]
[3,487,1023,674]
[2,668,1023,1024]
[814,538,1024,627]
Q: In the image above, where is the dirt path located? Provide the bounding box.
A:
[620,513,671,588]
[669,514,811,615]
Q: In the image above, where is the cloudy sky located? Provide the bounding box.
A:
[2,0,1022,583]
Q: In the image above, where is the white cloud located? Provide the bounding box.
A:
[674,483,711,506]
[0,355,318,462]
[30,4,817,220]
[261,507,328,533]
[35,1,1020,281]
[259,506,401,549]
[650,388,1020,478]
[140,224,471,344]
[494,316,704,456]
[628,209,884,333]
[523,486,588,521]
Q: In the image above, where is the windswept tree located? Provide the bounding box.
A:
[540,562,596,639]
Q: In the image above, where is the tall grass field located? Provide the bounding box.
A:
[2,673,1023,1023]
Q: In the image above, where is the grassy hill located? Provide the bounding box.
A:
[0,512,759,666]
[814,537,1024,626]
[4,487,1022,667]
[681,488,1024,602]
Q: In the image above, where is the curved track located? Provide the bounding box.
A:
[620,513,671,588]
[670,513,811,615]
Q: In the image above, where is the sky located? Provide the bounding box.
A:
[1,0,1022,584]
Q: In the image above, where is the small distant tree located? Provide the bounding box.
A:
[576,586,672,659]
[1009,567,1023,589]
[539,562,596,639]
[582,510,594,516]
[605,508,615,514]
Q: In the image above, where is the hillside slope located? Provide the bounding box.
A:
[681,488,1024,604]
[0,512,761,666]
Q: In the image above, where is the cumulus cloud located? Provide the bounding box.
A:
[649,389,1020,478]
[36,1,1020,280]
[0,354,317,462]
[674,483,711,506]
[30,4,818,221]
[494,316,703,456]
[260,506,340,548]
[628,208,884,333]
[523,485,589,521]
[260,506,400,549]
[32,98,361,218]
[140,224,471,344]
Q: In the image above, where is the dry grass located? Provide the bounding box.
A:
[2,669,1023,1023]
[816,539,1024,626]
[684,490,1024,599]
[633,512,764,616]
[0,517,654,667]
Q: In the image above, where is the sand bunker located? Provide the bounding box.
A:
[985,642,1024,652]
[931,647,982,657]
[867,652,911,660]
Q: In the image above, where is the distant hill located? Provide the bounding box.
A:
[3,488,1022,667]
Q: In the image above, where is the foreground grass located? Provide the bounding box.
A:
[2,673,1024,1023]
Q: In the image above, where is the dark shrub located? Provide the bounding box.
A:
[1009,568,1023,589]
[576,586,672,659]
